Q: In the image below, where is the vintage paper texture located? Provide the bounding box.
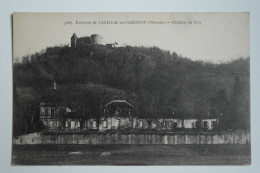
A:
[12,12,250,165]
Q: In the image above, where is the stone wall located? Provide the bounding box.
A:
[13,130,250,145]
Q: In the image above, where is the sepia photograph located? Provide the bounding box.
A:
[12,12,250,165]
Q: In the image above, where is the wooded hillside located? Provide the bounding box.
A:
[13,45,250,135]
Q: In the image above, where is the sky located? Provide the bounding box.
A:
[13,12,249,63]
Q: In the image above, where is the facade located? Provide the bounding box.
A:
[39,100,218,131]
[39,103,71,130]
[105,43,116,49]
[71,33,102,47]
[99,100,137,131]
[175,118,218,130]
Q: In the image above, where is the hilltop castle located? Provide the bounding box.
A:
[71,33,102,47]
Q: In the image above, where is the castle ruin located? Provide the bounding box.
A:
[71,33,102,47]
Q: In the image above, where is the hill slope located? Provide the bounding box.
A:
[13,45,250,135]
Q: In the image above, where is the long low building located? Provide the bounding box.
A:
[39,100,218,131]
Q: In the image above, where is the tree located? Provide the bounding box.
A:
[138,69,165,130]
[86,86,114,130]
[139,90,160,130]
[210,89,228,129]
[225,77,250,130]
[13,85,41,136]
[13,45,250,133]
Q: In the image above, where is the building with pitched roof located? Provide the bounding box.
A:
[39,99,218,131]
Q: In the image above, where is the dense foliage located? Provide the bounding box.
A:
[13,45,250,136]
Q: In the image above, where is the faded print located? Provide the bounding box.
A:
[12,12,250,165]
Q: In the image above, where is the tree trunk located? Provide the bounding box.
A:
[181,118,184,128]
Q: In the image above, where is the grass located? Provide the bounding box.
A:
[12,144,251,165]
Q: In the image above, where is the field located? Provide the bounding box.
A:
[12,144,250,165]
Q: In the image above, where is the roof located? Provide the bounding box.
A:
[78,36,91,39]
[104,100,134,108]
[39,102,71,110]
[91,34,102,37]
[71,33,78,38]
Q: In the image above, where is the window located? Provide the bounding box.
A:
[173,122,177,128]
[211,121,216,127]
[203,121,208,128]
[103,121,107,128]
[93,121,97,128]
[192,121,197,128]
[47,108,51,116]
[45,108,49,116]
[51,108,55,116]
[120,119,125,127]
[71,121,75,129]
[50,121,53,128]
[40,108,45,115]
[125,121,130,128]
[139,121,143,128]
[162,121,166,127]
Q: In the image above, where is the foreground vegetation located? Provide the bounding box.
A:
[12,144,251,165]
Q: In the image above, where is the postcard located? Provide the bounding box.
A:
[12,12,250,165]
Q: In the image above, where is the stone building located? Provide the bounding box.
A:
[71,33,102,47]
[105,43,116,49]
[39,102,71,130]
[39,100,218,131]
[99,100,137,131]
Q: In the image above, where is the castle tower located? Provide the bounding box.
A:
[91,34,102,45]
[71,33,78,47]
